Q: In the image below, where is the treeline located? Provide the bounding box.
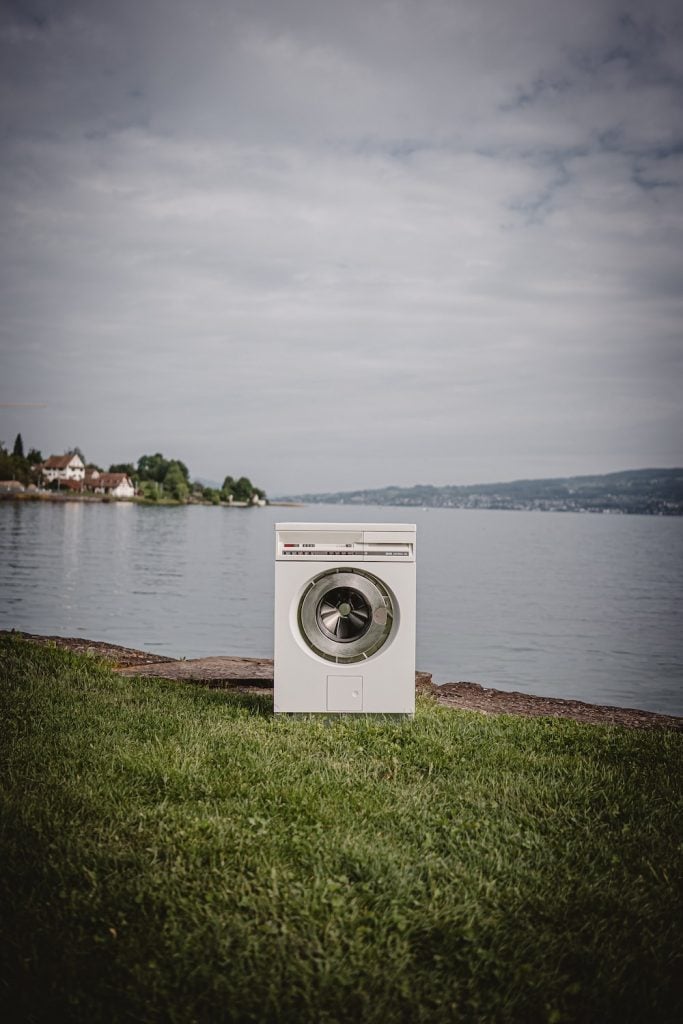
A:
[286,468,683,516]
[0,434,266,505]
[0,435,43,484]
[116,453,266,505]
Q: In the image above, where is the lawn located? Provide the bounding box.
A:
[1,635,681,1022]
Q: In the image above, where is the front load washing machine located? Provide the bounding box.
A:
[274,522,416,714]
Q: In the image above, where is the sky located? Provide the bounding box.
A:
[1,0,682,495]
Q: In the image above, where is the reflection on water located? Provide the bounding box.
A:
[1,501,682,715]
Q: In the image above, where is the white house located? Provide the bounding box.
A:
[94,473,135,499]
[41,454,85,484]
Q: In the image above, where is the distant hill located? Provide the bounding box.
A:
[278,468,683,516]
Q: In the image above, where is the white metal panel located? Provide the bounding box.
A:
[327,676,363,712]
[276,522,415,531]
[363,530,415,543]
[276,530,363,545]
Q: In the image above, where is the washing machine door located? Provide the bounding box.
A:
[298,567,395,664]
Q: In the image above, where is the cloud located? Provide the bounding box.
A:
[0,0,682,491]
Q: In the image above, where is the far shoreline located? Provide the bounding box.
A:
[0,492,304,508]
[1,491,679,515]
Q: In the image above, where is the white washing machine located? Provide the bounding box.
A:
[274,522,416,715]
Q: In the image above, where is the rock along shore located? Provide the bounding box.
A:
[3,630,681,732]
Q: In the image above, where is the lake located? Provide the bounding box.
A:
[1,500,681,715]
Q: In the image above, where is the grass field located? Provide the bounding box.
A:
[1,635,681,1023]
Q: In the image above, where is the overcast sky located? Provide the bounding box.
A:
[1,0,681,494]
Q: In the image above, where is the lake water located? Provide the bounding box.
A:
[1,500,681,716]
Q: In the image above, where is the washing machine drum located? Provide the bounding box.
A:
[298,567,396,664]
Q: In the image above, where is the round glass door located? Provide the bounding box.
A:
[298,568,395,664]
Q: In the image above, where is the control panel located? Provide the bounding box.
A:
[275,524,415,562]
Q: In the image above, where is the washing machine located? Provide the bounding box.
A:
[274,522,416,714]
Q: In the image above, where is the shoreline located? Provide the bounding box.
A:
[0,492,303,507]
[4,630,681,731]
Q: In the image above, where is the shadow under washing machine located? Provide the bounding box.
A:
[274,522,416,714]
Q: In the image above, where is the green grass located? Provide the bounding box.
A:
[1,636,681,1023]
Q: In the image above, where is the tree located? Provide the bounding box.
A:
[0,438,30,484]
[200,485,221,505]
[137,453,169,483]
[220,474,266,503]
[12,434,24,458]
[66,446,86,462]
[139,480,159,501]
[164,463,189,501]
[26,448,43,465]
[109,463,135,476]
[0,443,15,480]
[137,454,190,485]
[232,476,254,502]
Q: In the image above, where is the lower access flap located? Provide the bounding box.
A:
[327,676,363,712]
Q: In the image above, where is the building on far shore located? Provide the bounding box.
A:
[41,453,85,485]
[40,457,134,498]
[84,468,100,490]
[92,472,135,499]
